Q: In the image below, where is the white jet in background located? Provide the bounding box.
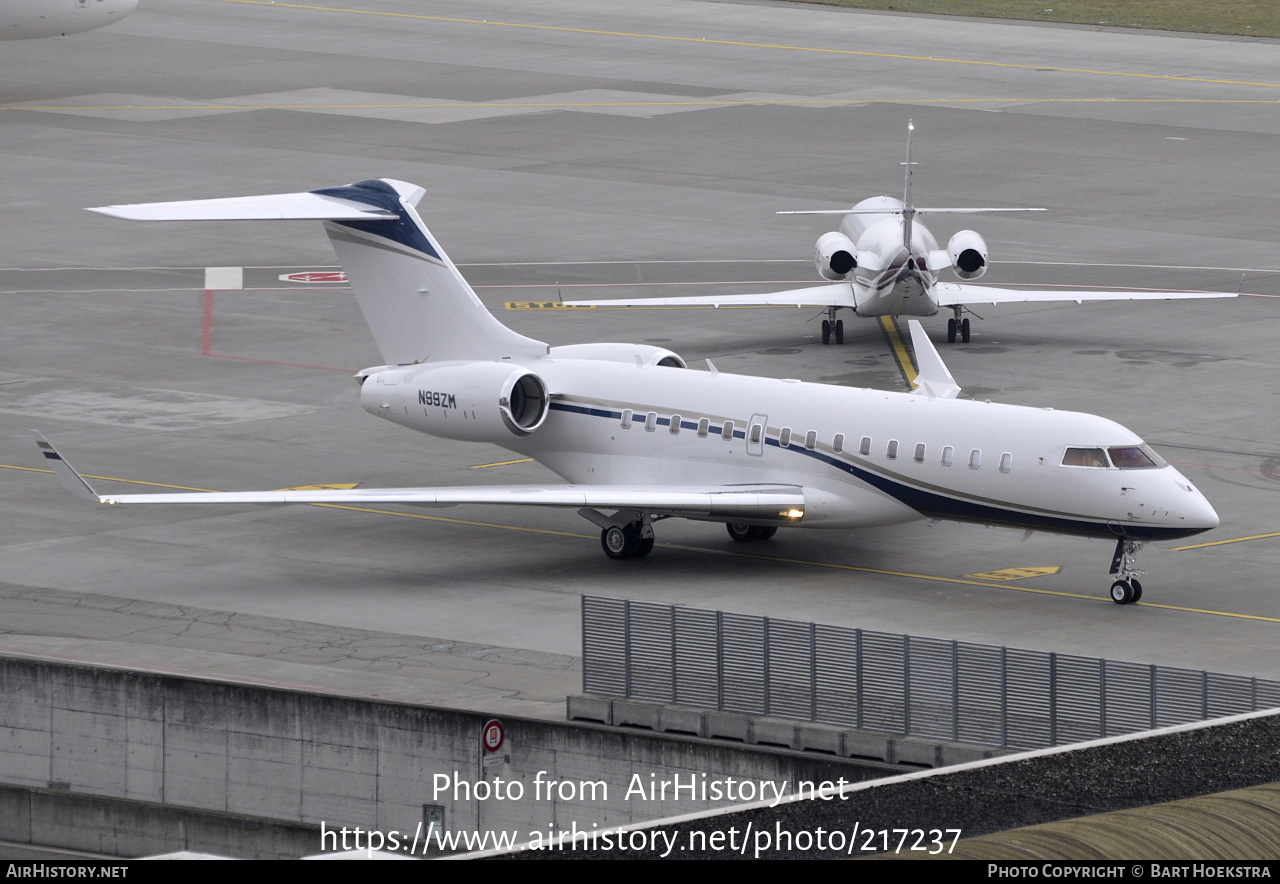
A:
[1,0,137,39]
[562,122,1234,346]
[36,178,1219,604]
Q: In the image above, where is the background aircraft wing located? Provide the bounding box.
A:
[936,283,1237,306]
[560,283,855,309]
[36,433,804,521]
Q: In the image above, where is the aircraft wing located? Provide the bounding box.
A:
[560,283,855,309]
[936,283,1237,307]
[34,434,805,521]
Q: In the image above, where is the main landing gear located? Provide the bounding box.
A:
[600,521,655,560]
[820,306,844,345]
[946,305,970,344]
[726,523,778,542]
[1108,538,1146,605]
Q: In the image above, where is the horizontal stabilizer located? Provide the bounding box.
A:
[87,190,403,222]
[907,321,961,399]
[778,207,1045,216]
[937,283,1237,306]
[562,283,856,309]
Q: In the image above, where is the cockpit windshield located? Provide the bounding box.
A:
[1061,444,1167,470]
[1108,444,1166,470]
[1062,448,1109,468]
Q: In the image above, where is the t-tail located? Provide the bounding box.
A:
[88,179,548,366]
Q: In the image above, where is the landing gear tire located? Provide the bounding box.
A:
[960,317,971,343]
[755,526,778,540]
[947,318,957,343]
[821,320,831,345]
[1129,578,1143,602]
[601,524,641,559]
[834,319,844,345]
[635,536,655,558]
[1110,580,1137,605]
[727,523,762,543]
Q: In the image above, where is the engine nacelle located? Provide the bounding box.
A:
[357,361,549,442]
[947,230,988,280]
[815,231,857,281]
[548,342,687,369]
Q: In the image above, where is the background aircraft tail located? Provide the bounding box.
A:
[89,179,547,366]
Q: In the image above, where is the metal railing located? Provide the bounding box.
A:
[582,596,1280,750]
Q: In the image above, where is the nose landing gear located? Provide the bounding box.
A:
[1108,538,1146,604]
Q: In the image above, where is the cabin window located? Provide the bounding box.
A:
[941,446,954,467]
[749,424,763,445]
[1000,452,1012,474]
[914,443,926,463]
[697,418,710,438]
[621,409,632,429]
[779,427,792,448]
[833,433,845,454]
[721,420,734,441]
[1062,447,1109,468]
[886,440,899,460]
[1109,445,1166,470]
[805,430,817,450]
[969,449,981,470]
[669,414,682,435]
[645,411,657,432]
[859,436,871,456]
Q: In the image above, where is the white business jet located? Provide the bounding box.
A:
[35,178,1219,604]
[1,0,137,39]
[561,122,1233,345]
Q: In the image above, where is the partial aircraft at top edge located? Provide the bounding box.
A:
[560,122,1235,345]
[1,0,138,39]
[35,177,1219,606]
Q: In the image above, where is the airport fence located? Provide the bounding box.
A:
[581,595,1280,750]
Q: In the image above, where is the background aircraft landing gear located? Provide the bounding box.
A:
[601,521,654,559]
[821,309,844,345]
[1107,538,1146,604]
[947,308,971,343]
[726,523,778,542]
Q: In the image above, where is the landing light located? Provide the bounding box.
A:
[782,508,804,520]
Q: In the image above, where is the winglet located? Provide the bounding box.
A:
[32,432,102,502]
[907,321,961,399]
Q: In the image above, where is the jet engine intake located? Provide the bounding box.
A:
[815,231,857,281]
[947,230,988,280]
[359,361,549,441]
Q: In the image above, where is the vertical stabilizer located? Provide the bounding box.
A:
[88,179,548,366]
[900,120,917,252]
[312,180,546,365]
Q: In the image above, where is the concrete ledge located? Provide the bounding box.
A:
[0,785,319,860]
[611,699,662,730]
[565,694,612,724]
[567,696,1000,768]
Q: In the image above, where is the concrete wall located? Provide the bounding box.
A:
[0,655,893,857]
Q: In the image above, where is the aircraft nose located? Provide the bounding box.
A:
[1174,476,1219,533]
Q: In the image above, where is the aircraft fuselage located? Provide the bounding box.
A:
[842,197,941,318]
[368,356,1218,542]
[1,0,137,39]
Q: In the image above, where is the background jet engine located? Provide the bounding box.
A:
[947,230,988,280]
[815,231,857,281]
[548,342,687,368]
[357,362,549,442]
